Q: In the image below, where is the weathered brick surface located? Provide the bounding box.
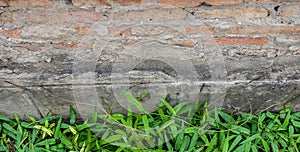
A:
[185,27,215,34]
[75,27,91,35]
[108,8,188,21]
[247,0,300,3]
[171,40,195,48]
[71,0,110,7]
[277,5,300,16]
[196,8,269,19]
[25,10,102,24]
[1,29,21,38]
[229,25,300,34]
[158,0,243,7]
[215,37,269,45]
[0,0,52,7]
[71,0,142,7]
[108,26,132,36]
[68,0,300,7]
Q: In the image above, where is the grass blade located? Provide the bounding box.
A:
[122,90,147,112]
[228,135,242,151]
[54,116,62,140]
[69,106,76,125]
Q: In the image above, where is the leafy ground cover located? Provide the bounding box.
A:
[1,93,300,152]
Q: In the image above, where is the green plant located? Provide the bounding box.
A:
[0,91,300,151]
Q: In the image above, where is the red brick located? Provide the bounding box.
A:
[1,29,21,38]
[229,25,300,34]
[205,0,243,5]
[108,26,132,36]
[247,0,300,3]
[71,0,110,7]
[185,27,215,34]
[196,7,268,19]
[53,41,93,49]
[98,55,116,62]
[214,37,269,45]
[108,8,188,21]
[0,11,15,23]
[26,10,102,24]
[71,0,141,7]
[172,40,195,48]
[114,0,142,6]
[158,0,201,7]
[0,0,52,7]
[157,0,242,7]
[76,27,91,35]
[278,5,300,16]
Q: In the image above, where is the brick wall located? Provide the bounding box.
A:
[0,0,299,51]
[0,0,299,118]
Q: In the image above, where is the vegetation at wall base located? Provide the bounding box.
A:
[1,93,300,151]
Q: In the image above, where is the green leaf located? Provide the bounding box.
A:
[245,141,251,152]
[31,128,38,143]
[91,107,98,123]
[228,135,242,151]
[160,99,175,116]
[20,122,34,129]
[260,138,270,151]
[35,139,56,147]
[75,124,89,131]
[112,114,124,121]
[233,126,250,135]
[188,131,199,150]
[69,126,77,135]
[219,111,233,123]
[164,133,173,151]
[200,133,209,145]
[266,112,275,119]
[184,127,197,134]
[157,119,174,133]
[278,137,288,148]
[180,135,190,152]
[240,134,260,144]
[219,131,225,147]
[0,114,12,122]
[209,134,218,147]
[142,115,150,133]
[27,116,36,123]
[122,90,147,112]
[271,141,279,152]
[14,114,20,124]
[175,131,184,151]
[102,135,123,144]
[222,135,236,152]
[38,116,59,124]
[157,108,168,122]
[282,108,291,130]
[69,106,76,125]
[173,101,189,113]
[3,123,18,135]
[251,145,258,152]
[289,125,294,137]
[235,144,245,152]
[137,91,149,101]
[54,116,62,140]
[61,135,73,150]
[291,120,300,128]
